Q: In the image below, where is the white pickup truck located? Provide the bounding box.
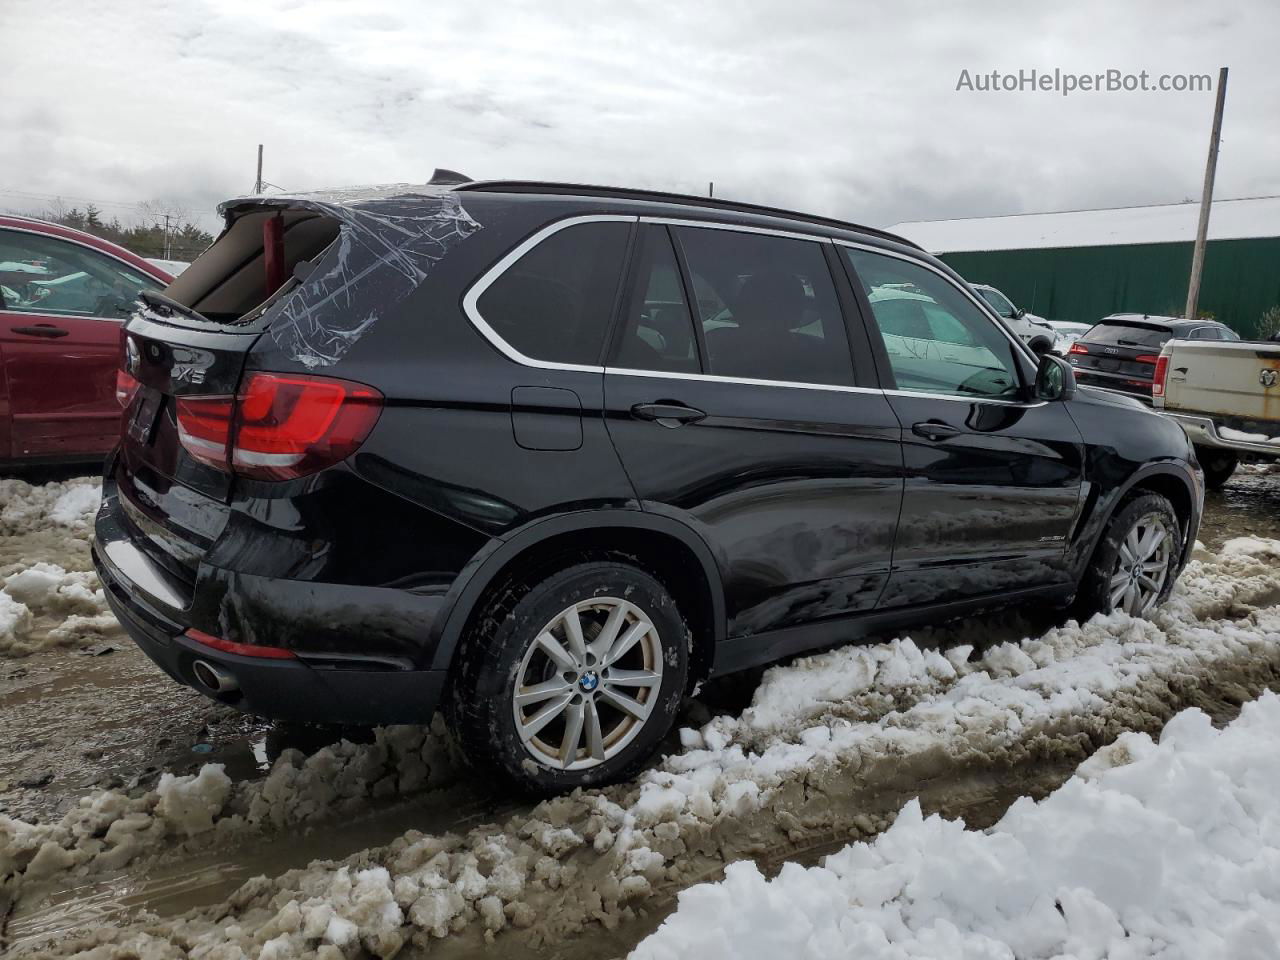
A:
[1153,338,1280,488]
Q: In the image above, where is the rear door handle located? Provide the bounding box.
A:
[911,420,961,441]
[631,402,706,427]
[12,324,70,338]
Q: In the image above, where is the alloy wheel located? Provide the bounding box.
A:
[511,597,664,771]
[1109,513,1172,615]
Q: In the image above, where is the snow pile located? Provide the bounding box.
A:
[18,537,1280,958]
[0,476,101,536]
[633,691,1280,959]
[0,561,114,655]
[0,477,113,654]
[1220,425,1280,446]
[0,723,454,896]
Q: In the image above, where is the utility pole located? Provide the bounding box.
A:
[708,181,714,198]
[162,214,172,259]
[255,144,264,194]
[1185,66,1228,322]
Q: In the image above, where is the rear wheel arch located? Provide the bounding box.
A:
[431,511,725,690]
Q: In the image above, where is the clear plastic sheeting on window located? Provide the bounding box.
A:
[220,186,482,369]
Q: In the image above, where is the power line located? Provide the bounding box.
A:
[0,188,152,211]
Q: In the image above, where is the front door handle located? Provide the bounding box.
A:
[631,402,706,427]
[12,324,70,338]
[911,420,961,441]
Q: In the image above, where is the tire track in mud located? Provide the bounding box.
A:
[10,539,1280,959]
[427,632,1280,960]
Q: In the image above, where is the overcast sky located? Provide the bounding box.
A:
[3,0,1277,234]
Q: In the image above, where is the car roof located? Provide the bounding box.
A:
[221,179,920,252]
[455,180,921,250]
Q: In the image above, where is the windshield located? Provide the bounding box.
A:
[978,287,1015,317]
[1083,321,1171,349]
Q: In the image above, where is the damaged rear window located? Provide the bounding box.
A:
[137,187,482,369]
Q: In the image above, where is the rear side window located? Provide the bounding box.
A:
[613,226,699,373]
[1083,322,1171,349]
[674,226,854,386]
[478,221,629,366]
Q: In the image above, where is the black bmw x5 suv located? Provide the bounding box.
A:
[94,177,1202,792]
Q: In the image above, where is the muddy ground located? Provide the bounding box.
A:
[2,464,1279,957]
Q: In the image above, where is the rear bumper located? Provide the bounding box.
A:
[93,489,448,725]
[1163,413,1280,459]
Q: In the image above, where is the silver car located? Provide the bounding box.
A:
[972,283,1056,352]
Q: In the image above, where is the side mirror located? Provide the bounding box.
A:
[1035,353,1076,401]
[1014,307,1026,319]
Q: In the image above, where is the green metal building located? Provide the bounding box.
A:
[888,196,1280,338]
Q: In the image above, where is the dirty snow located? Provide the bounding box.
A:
[0,477,101,538]
[9,536,1280,957]
[0,478,112,656]
[634,689,1280,959]
[1219,425,1280,446]
[1,722,455,899]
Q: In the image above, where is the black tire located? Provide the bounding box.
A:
[1195,446,1238,490]
[1074,493,1181,620]
[445,561,689,794]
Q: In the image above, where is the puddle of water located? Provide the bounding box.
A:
[1198,469,1280,549]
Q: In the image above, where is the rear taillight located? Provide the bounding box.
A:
[233,373,383,480]
[1068,343,1089,355]
[1152,354,1170,398]
[175,373,383,481]
[115,369,140,407]
[1135,354,1160,364]
[176,395,235,470]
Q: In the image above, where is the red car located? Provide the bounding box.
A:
[0,216,173,467]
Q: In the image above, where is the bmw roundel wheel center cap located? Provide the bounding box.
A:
[578,671,599,692]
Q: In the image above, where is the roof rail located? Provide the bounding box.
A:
[454,180,919,249]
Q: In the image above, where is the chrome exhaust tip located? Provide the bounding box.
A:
[192,659,239,694]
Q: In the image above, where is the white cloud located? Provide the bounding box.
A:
[1,0,1277,232]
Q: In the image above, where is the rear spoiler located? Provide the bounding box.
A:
[138,290,212,326]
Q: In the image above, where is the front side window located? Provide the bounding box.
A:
[0,229,162,318]
[978,287,1015,318]
[674,226,854,386]
[845,248,1023,400]
[476,220,630,366]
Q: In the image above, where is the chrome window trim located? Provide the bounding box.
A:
[637,215,835,244]
[605,365,879,395]
[460,214,1048,409]
[461,213,635,374]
